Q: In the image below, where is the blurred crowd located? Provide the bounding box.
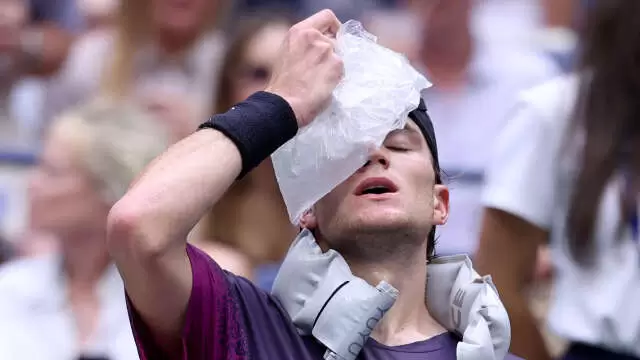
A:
[2,0,635,359]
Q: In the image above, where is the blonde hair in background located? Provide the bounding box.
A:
[101,0,231,97]
[53,99,170,205]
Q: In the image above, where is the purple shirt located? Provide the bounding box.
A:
[126,245,521,359]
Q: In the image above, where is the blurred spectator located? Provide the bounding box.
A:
[361,7,420,63]
[76,0,119,30]
[194,11,298,290]
[406,0,559,256]
[0,100,169,359]
[0,233,14,265]
[1,0,84,152]
[0,0,89,275]
[472,0,545,60]
[45,0,229,140]
[237,0,398,20]
[29,0,85,33]
[537,0,580,70]
[2,0,81,77]
[1,0,31,148]
[297,0,387,20]
[476,1,640,359]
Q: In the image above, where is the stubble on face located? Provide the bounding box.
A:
[317,210,432,267]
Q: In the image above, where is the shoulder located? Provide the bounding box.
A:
[495,73,581,157]
[473,46,561,89]
[517,73,580,127]
[177,245,296,358]
[190,240,254,280]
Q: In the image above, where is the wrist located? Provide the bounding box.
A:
[264,88,305,126]
[198,91,298,178]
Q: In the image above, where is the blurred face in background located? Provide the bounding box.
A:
[0,0,26,56]
[28,120,110,241]
[150,0,219,36]
[231,23,289,103]
[363,9,420,64]
[409,0,472,45]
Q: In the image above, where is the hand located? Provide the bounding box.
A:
[265,9,344,127]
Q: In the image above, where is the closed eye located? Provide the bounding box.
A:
[386,145,409,152]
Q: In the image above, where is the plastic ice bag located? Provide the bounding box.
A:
[271,20,431,225]
[426,255,511,360]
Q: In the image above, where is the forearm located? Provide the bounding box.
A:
[108,92,298,258]
[500,291,552,360]
[106,96,287,340]
[482,259,552,359]
[111,130,242,254]
[475,208,552,360]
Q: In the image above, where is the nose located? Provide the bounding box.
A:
[361,147,390,170]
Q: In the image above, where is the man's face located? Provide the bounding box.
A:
[302,118,449,263]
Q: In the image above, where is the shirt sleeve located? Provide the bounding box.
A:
[481,91,563,230]
[126,244,249,360]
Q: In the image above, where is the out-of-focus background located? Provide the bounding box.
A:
[0,0,596,359]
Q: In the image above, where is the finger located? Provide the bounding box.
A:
[298,9,341,37]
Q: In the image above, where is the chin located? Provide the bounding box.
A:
[349,208,411,230]
[165,17,200,30]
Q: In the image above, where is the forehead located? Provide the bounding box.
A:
[405,118,421,132]
[388,118,426,143]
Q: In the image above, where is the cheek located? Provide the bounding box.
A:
[406,165,437,204]
[313,185,352,225]
[29,174,95,217]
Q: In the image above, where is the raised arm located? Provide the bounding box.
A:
[106,9,343,356]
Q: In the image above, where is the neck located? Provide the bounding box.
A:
[156,27,201,55]
[347,248,446,346]
[60,230,111,290]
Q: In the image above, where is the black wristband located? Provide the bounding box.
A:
[198,91,298,178]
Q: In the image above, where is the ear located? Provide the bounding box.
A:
[432,184,449,226]
[299,208,318,230]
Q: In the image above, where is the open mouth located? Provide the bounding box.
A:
[355,177,399,196]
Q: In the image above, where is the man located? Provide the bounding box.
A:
[107,9,515,359]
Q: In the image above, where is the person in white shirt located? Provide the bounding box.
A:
[0,100,170,360]
[475,1,640,359]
